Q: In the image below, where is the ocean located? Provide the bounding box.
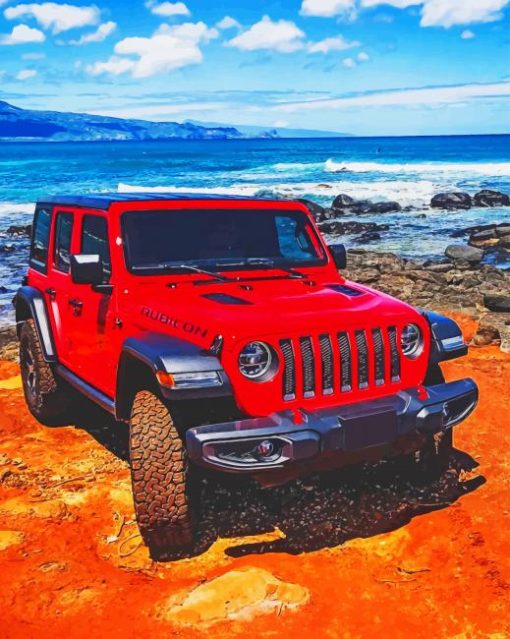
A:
[1,134,509,323]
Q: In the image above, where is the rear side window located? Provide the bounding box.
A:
[54,212,73,273]
[30,207,52,272]
[81,215,111,277]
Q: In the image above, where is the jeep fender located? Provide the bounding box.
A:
[13,286,56,362]
[421,310,468,364]
[116,333,232,422]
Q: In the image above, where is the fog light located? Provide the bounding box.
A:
[256,440,275,458]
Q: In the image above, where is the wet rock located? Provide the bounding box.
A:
[319,220,389,236]
[469,229,499,248]
[484,294,510,313]
[332,194,355,211]
[0,243,16,254]
[445,245,483,264]
[473,189,510,208]
[495,224,510,238]
[332,195,401,216]
[299,199,328,222]
[6,224,31,238]
[431,192,472,210]
[354,231,381,243]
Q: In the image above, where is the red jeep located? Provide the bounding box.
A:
[15,194,478,556]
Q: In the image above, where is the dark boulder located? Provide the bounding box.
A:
[298,199,327,222]
[318,220,389,236]
[483,294,510,313]
[332,194,355,211]
[354,231,381,243]
[360,201,401,214]
[473,189,510,208]
[332,194,401,216]
[6,224,31,237]
[431,192,472,210]
[445,244,483,264]
[469,229,498,248]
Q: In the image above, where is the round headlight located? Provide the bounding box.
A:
[239,342,273,380]
[401,324,423,358]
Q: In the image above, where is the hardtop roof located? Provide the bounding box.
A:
[38,192,290,211]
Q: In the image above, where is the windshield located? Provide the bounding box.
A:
[121,208,326,273]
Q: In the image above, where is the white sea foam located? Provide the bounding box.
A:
[0,202,34,218]
[325,159,510,176]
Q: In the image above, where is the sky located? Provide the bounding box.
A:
[0,0,509,136]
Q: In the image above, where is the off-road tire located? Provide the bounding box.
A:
[19,319,70,425]
[129,390,197,559]
[415,362,453,477]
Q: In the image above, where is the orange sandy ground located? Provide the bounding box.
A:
[0,314,509,639]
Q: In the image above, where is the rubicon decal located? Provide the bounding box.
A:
[141,306,209,339]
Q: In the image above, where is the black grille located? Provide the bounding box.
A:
[280,326,402,401]
[355,330,369,389]
[300,336,315,397]
[388,326,401,382]
[319,334,334,394]
[280,339,295,400]
[338,332,352,392]
[372,328,385,386]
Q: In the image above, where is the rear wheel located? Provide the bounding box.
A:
[129,390,198,559]
[20,319,70,425]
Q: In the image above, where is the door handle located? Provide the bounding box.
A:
[45,288,56,299]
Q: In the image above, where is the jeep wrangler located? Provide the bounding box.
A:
[15,194,478,556]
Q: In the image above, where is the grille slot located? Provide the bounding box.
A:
[300,336,316,397]
[388,326,401,382]
[337,332,352,392]
[372,328,385,386]
[280,339,296,400]
[355,330,369,389]
[319,334,334,395]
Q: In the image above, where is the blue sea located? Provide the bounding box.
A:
[1,135,509,323]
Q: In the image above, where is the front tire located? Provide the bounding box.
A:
[19,319,70,425]
[129,390,197,559]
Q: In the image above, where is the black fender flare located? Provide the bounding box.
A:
[13,286,56,362]
[420,310,468,364]
[115,333,232,421]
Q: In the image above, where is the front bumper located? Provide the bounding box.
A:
[186,378,478,473]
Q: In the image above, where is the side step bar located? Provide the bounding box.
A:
[56,364,116,416]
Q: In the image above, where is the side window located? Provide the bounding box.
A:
[54,212,74,273]
[81,215,111,278]
[30,207,52,272]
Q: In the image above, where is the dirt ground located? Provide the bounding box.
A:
[0,314,509,639]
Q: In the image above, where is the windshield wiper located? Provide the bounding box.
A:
[241,258,308,279]
[133,263,234,282]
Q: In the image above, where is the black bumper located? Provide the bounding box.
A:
[186,378,478,473]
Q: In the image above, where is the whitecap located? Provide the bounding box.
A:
[325,159,510,177]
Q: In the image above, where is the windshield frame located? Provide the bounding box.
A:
[120,207,328,276]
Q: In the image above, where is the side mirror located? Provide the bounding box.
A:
[70,254,103,285]
[329,244,347,270]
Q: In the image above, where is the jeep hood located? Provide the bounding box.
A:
[132,277,424,349]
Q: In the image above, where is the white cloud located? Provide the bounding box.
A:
[361,0,510,26]
[361,0,420,8]
[0,23,45,44]
[22,51,45,58]
[87,22,218,78]
[308,35,360,53]
[216,15,240,30]
[300,0,356,17]
[342,56,356,67]
[68,20,116,45]
[145,1,190,17]
[420,0,509,27]
[16,68,37,79]
[274,81,510,112]
[461,29,475,39]
[4,3,100,34]
[357,50,370,61]
[227,15,305,53]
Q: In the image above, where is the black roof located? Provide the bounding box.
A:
[38,192,280,210]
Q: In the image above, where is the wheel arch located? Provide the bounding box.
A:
[14,286,56,362]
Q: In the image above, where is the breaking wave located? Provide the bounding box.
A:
[325,159,510,176]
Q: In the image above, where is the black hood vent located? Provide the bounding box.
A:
[202,293,252,305]
[327,284,364,297]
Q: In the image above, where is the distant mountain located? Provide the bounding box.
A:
[187,119,353,139]
[0,100,252,142]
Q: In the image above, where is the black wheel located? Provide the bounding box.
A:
[129,390,198,559]
[19,319,70,425]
